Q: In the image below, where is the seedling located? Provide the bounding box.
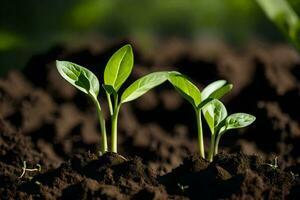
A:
[177,183,189,192]
[19,161,42,179]
[266,157,279,170]
[57,60,108,153]
[290,171,299,180]
[167,72,233,159]
[57,44,169,153]
[202,99,256,161]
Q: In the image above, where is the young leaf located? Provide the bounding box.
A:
[225,113,256,130]
[120,72,168,103]
[56,60,99,97]
[168,72,201,107]
[202,80,233,100]
[202,99,227,134]
[209,84,233,99]
[104,44,134,92]
[202,80,226,100]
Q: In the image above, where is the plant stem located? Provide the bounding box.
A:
[92,96,108,153]
[214,133,222,156]
[106,92,114,116]
[111,102,121,153]
[208,133,216,162]
[195,109,205,159]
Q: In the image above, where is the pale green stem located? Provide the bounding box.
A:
[214,133,222,156]
[214,131,225,156]
[91,95,108,153]
[106,92,114,116]
[195,109,205,159]
[208,133,216,162]
[111,103,121,153]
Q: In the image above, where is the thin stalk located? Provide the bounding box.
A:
[106,92,114,116]
[92,96,108,153]
[214,130,225,156]
[195,109,205,159]
[208,133,216,162]
[214,133,222,156]
[111,95,120,153]
[111,104,121,153]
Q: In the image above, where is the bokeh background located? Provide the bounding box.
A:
[1,0,300,75]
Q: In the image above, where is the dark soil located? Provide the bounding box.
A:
[1,39,300,199]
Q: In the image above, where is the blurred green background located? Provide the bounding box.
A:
[1,0,300,75]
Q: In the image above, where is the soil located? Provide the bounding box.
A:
[1,39,300,199]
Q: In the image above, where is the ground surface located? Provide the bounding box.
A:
[1,39,300,199]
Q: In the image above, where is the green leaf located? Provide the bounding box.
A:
[202,80,226,100]
[202,80,233,100]
[104,44,134,91]
[56,60,99,98]
[121,72,168,103]
[225,113,256,130]
[202,99,227,135]
[209,84,233,99]
[168,72,201,107]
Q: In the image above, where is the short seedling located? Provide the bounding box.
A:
[266,157,279,170]
[290,171,299,180]
[19,161,42,179]
[177,183,189,193]
[202,99,256,161]
[57,44,169,153]
[167,72,233,159]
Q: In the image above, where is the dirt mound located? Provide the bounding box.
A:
[161,153,300,200]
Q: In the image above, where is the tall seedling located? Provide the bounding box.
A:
[57,44,169,153]
[103,45,169,152]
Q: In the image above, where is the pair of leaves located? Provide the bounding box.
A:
[167,72,232,109]
[202,99,227,134]
[56,44,133,99]
[56,44,169,105]
[202,99,256,136]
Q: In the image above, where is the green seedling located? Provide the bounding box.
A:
[19,161,42,179]
[167,72,233,159]
[57,44,169,153]
[202,99,256,161]
[266,157,279,170]
[57,60,108,153]
[177,183,189,193]
[290,171,299,180]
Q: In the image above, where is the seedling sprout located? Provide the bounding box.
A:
[202,99,256,161]
[19,161,42,179]
[57,44,169,153]
[266,157,279,170]
[167,72,233,159]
